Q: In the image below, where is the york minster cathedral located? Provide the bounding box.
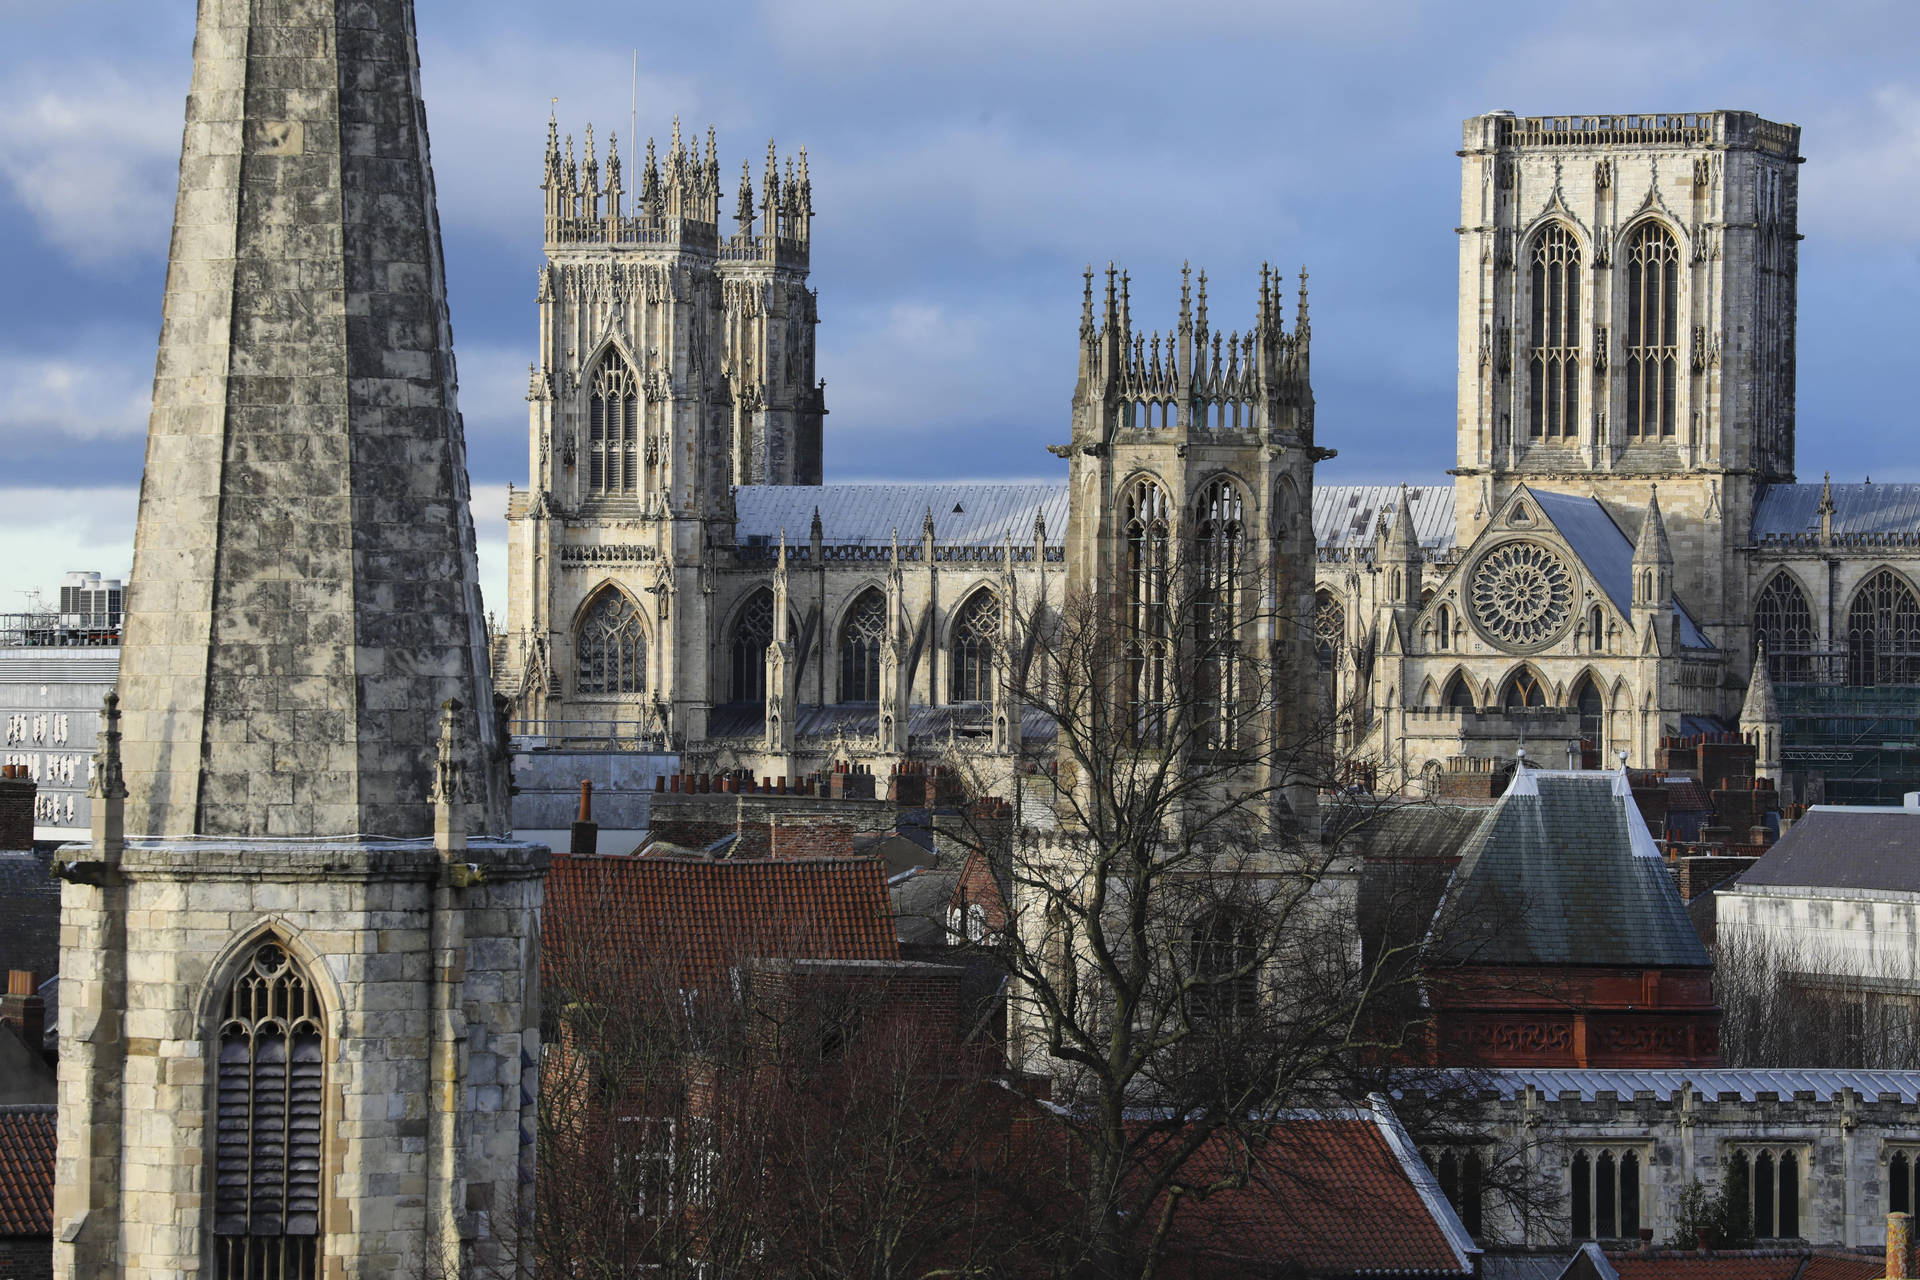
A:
[498,108,1920,798]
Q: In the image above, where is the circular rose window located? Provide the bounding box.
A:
[1468,541,1575,650]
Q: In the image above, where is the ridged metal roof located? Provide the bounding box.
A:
[1753,482,1920,541]
[1314,484,1457,551]
[735,484,1069,548]
[1458,1067,1920,1102]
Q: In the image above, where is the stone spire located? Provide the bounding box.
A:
[1742,643,1784,786]
[1633,486,1675,569]
[118,0,507,840]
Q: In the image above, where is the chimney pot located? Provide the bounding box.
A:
[1889,1212,1913,1280]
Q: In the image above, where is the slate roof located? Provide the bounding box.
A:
[1144,1100,1478,1278]
[734,484,1069,548]
[544,854,900,996]
[1315,484,1458,552]
[1730,806,1920,895]
[1448,1067,1920,1103]
[0,1104,54,1236]
[1527,490,1712,649]
[1431,769,1711,969]
[1753,482,1920,542]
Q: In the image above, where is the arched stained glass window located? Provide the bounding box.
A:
[577,590,647,696]
[214,941,324,1280]
[1847,570,1920,687]
[1624,224,1680,439]
[1193,479,1245,748]
[1125,480,1172,744]
[729,590,775,704]
[1574,675,1605,747]
[588,354,640,495]
[1314,590,1344,671]
[950,591,1000,703]
[840,589,888,703]
[1529,224,1581,439]
[1502,668,1547,710]
[1754,572,1817,683]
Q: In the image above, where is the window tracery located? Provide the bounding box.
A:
[577,589,647,696]
[1314,590,1344,671]
[1847,570,1920,687]
[1624,224,1680,439]
[1529,224,1582,439]
[839,589,888,703]
[950,591,1000,703]
[1193,479,1244,748]
[729,590,775,704]
[1501,668,1547,710]
[587,354,640,495]
[1570,1146,1642,1240]
[1754,572,1816,682]
[1125,480,1171,744]
[1470,542,1575,649]
[214,941,324,1280]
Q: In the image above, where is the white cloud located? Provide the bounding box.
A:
[0,487,136,611]
[1806,85,1920,244]
[470,482,512,627]
[0,68,180,264]
[0,348,151,443]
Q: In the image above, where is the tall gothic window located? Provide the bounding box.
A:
[1501,668,1547,710]
[1754,572,1817,683]
[1570,1147,1641,1240]
[214,941,324,1280]
[1313,590,1344,671]
[950,591,1000,703]
[1125,480,1172,744]
[1528,224,1582,439]
[729,590,775,704]
[1730,1147,1801,1240]
[1623,223,1680,439]
[1846,570,1920,687]
[839,589,888,703]
[576,589,647,695]
[588,354,640,495]
[1193,479,1245,748]
[1574,675,1605,748]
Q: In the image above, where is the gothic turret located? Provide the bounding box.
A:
[1742,643,1784,787]
[1633,489,1676,652]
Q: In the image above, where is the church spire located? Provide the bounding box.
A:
[1633,487,1674,569]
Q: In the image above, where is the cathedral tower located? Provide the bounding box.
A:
[507,120,823,745]
[1062,264,1323,809]
[56,2,545,1274]
[1454,110,1802,633]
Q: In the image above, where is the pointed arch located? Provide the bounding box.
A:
[1442,669,1476,711]
[1526,220,1583,440]
[1499,664,1548,710]
[949,588,1000,703]
[584,346,641,495]
[1621,218,1681,439]
[1846,568,1920,686]
[1418,677,1440,708]
[1193,477,1246,748]
[1754,569,1817,682]
[1314,589,1345,671]
[839,587,888,703]
[575,585,649,696]
[1125,477,1173,743]
[728,588,777,704]
[211,934,327,1277]
[1570,670,1606,747]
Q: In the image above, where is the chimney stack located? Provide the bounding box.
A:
[570,779,598,855]
[1,970,46,1060]
[1890,1213,1914,1280]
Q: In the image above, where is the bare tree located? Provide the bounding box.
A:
[1714,928,1920,1069]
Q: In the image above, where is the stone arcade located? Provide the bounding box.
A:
[53,3,546,1277]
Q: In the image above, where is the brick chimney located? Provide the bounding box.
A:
[0,766,35,848]
[0,970,45,1059]
[1890,1212,1913,1280]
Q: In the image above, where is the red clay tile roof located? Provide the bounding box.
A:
[545,854,900,995]
[1147,1107,1474,1277]
[1609,1252,1883,1280]
[0,1105,54,1236]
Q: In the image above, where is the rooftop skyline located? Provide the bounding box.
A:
[1,0,1915,614]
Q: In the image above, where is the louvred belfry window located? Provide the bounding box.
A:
[588,355,640,496]
[1528,224,1582,439]
[214,941,324,1280]
[1623,223,1680,439]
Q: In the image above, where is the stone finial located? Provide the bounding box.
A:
[430,698,472,854]
[89,690,126,859]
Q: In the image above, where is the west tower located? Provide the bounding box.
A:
[55,3,546,1275]
[506,120,823,745]
[1454,110,1801,633]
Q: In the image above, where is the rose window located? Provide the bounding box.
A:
[1469,541,1574,649]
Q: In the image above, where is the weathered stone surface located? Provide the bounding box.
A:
[121,0,503,840]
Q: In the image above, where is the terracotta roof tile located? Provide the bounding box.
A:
[0,1104,54,1236]
[1148,1112,1473,1277]
[545,854,900,995]
[1609,1252,1884,1280]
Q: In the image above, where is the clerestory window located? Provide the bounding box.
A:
[839,589,888,703]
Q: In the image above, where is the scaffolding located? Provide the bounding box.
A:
[1778,684,1920,806]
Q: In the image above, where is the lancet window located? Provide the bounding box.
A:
[1313,590,1344,671]
[1124,480,1171,744]
[577,589,647,696]
[1570,1146,1642,1240]
[839,589,888,703]
[1501,668,1547,710]
[729,590,775,704]
[1193,479,1245,748]
[1528,224,1582,439]
[1731,1147,1801,1240]
[1754,572,1817,683]
[1444,672,1476,711]
[1623,223,1680,438]
[587,354,640,495]
[1847,571,1920,687]
[1573,675,1605,748]
[950,590,1000,703]
[213,941,324,1280]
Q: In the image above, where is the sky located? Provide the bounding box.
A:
[0,0,1917,618]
